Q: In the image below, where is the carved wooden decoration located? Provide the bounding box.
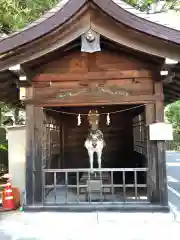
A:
[81,29,101,53]
[55,83,130,99]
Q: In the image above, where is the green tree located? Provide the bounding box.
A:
[165,101,180,134]
[125,0,180,12]
[165,101,180,150]
[0,0,59,33]
[0,102,14,124]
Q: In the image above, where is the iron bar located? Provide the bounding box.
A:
[44,184,146,188]
[43,168,148,172]
[87,171,91,203]
[111,171,114,199]
[76,172,79,202]
[42,168,148,205]
[123,171,126,201]
[42,171,45,205]
[134,170,138,200]
[99,171,103,201]
[65,172,68,203]
[54,172,57,203]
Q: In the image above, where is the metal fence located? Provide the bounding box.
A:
[42,168,148,205]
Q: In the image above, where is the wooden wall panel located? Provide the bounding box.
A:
[34,49,154,75]
[60,106,133,169]
[92,51,152,72]
[30,48,158,106]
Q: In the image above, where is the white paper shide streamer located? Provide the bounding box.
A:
[106,113,110,125]
[77,114,81,126]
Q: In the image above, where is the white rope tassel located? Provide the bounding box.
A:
[77,114,81,126]
[106,113,110,125]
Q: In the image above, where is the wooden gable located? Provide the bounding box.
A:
[28,47,159,106]
[33,49,157,74]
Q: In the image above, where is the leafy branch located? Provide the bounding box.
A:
[0,0,59,33]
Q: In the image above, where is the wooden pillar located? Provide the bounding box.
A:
[33,106,44,204]
[155,81,168,206]
[145,80,168,206]
[26,104,35,205]
[26,87,44,205]
[25,87,35,205]
[145,103,159,203]
[60,114,65,168]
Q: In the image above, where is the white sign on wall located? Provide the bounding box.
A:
[149,122,173,141]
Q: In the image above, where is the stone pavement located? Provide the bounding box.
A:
[0,211,179,240]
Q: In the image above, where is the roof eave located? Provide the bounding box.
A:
[0,0,180,57]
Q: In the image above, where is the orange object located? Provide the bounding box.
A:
[2,187,20,209]
[12,187,20,208]
[3,182,15,210]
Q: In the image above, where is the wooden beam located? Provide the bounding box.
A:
[0,76,17,83]
[172,78,180,87]
[0,82,16,89]
[164,88,180,97]
[33,70,153,82]
[33,79,154,100]
[175,72,180,77]
[25,94,163,106]
[0,96,18,103]
[0,89,17,98]
[0,86,18,100]
[0,71,19,84]
[21,65,35,84]
[173,79,180,86]
[164,92,176,102]
[33,77,153,90]
[167,84,180,92]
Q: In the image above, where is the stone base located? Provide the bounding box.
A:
[23,204,170,213]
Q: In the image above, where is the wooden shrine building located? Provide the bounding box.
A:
[0,0,180,211]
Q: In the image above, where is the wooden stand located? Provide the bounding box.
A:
[80,171,111,201]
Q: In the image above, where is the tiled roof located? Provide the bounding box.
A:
[0,0,179,42]
[113,0,180,31]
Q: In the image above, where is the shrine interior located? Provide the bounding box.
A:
[42,104,148,203]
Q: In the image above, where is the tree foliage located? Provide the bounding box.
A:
[164,101,180,151]
[125,0,180,12]
[0,102,14,124]
[0,0,59,33]
[165,101,180,134]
